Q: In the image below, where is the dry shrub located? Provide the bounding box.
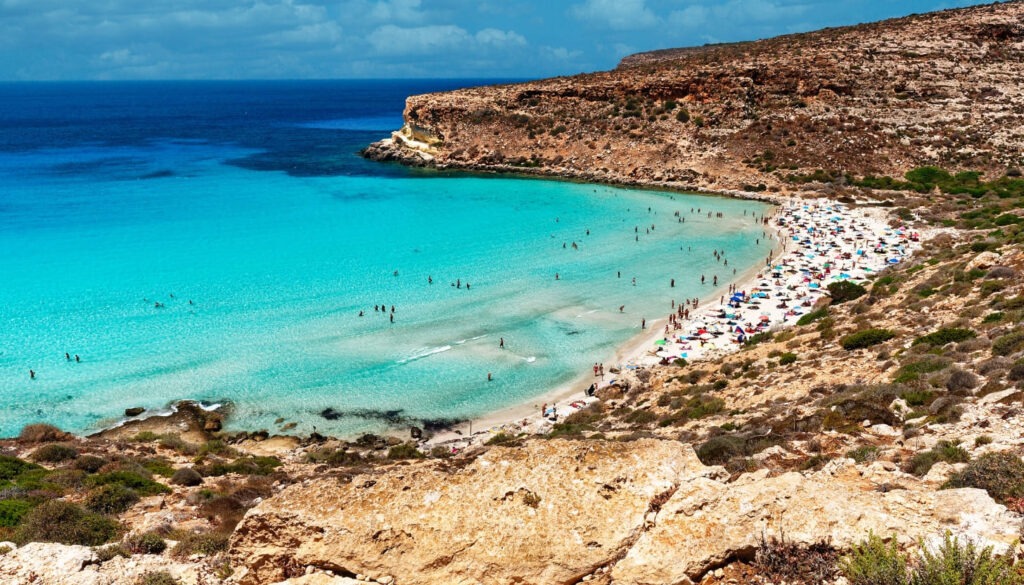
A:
[18,424,70,444]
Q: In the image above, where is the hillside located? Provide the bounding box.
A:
[364,1,1024,194]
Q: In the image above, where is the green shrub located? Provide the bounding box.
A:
[797,308,828,326]
[842,329,895,350]
[913,531,1022,585]
[778,352,798,366]
[975,435,993,447]
[140,458,175,478]
[893,359,950,383]
[485,432,519,446]
[828,281,868,304]
[745,332,773,347]
[169,531,229,559]
[86,471,170,497]
[840,532,907,585]
[696,435,746,466]
[306,448,363,467]
[847,445,879,464]
[0,499,34,527]
[14,500,120,546]
[913,328,976,347]
[85,484,140,515]
[983,312,1004,323]
[942,451,1024,505]
[125,531,167,555]
[30,443,79,463]
[906,440,970,476]
[137,571,180,585]
[386,443,424,460]
[0,455,43,482]
[95,544,130,561]
[992,330,1024,356]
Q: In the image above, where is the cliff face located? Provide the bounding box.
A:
[364,1,1024,192]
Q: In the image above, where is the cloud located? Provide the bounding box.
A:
[475,28,526,47]
[570,0,657,30]
[669,0,813,30]
[366,0,426,23]
[367,24,472,55]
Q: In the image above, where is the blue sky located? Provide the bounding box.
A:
[0,0,998,80]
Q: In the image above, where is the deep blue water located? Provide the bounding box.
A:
[0,80,770,437]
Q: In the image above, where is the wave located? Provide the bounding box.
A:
[524,356,536,363]
[397,345,452,364]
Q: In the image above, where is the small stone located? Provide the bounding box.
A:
[306,566,315,575]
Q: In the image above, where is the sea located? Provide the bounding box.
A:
[0,80,771,438]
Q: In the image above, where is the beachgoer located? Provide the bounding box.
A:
[555,273,560,280]
[358,310,364,317]
[593,363,599,377]
[29,369,35,379]
[75,354,80,363]
[619,305,624,312]
[488,372,493,382]
[641,318,646,329]
[466,283,471,289]
[390,313,394,323]
[428,276,433,284]
[670,278,675,287]
[65,353,70,361]
[393,270,399,277]
[499,337,505,349]
[599,363,604,376]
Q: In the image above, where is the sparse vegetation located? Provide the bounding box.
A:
[841,329,895,350]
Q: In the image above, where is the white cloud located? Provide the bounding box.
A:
[541,46,583,61]
[669,0,810,29]
[570,0,657,30]
[367,24,472,55]
[475,28,526,47]
[367,0,425,23]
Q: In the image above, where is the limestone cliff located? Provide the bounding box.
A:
[364,1,1024,193]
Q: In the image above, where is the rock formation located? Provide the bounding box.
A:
[364,2,1024,193]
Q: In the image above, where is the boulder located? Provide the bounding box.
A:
[124,407,146,417]
[0,543,96,585]
[230,439,705,585]
[610,469,1019,585]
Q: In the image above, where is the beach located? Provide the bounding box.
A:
[426,196,923,450]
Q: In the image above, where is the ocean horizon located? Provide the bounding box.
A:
[0,80,771,438]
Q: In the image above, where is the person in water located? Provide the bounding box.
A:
[499,337,505,349]
[29,369,35,379]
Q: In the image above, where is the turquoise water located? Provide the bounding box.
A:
[0,81,770,437]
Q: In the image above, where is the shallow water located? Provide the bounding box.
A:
[0,81,770,437]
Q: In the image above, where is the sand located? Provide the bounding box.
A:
[426,197,923,450]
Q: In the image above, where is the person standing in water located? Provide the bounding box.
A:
[499,337,505,349]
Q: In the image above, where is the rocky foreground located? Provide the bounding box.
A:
[5,3,1024,584]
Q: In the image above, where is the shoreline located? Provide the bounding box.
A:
[8,188,906,450]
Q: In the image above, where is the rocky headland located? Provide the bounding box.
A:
[5,2,1024,584]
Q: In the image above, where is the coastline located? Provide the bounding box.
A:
[17,182,903,452]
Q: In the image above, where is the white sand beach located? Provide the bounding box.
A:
[426,197,923,450]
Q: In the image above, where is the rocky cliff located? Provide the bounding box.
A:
[364,1,1024,193]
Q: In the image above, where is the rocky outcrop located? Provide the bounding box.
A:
[365,2,1024,193]
[230,439,712,584]
[230,441,1020,585]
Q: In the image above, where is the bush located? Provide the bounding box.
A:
[797,308,828,326]
[913,328,976,347]
[943,451,1024,505]
[86,471,170,497]
[169,531,229,559]
[847,445,879,464]
[991,330,1024,356]
[386,443,424,460]
[840,532,907,585]
[0,455,43,481]
[74,455,107,473]
[778,352,798,366]
[946,369,979,392]
[906,440,970,476]
[85,484,140,515]
[18,424,68,443]
[170,468,203,487]
[125,531,167,555]
[30,443,79,463]
[0,499,33,527]
[696,435,745,466]
[828,281,867,304]
[913,531,1022,585]
[842,329,895,350]
[137,571,179,585]
[14,500,120,546]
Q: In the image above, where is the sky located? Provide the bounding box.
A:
[0,0,1000,80]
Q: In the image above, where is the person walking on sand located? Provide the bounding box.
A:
[641,318,646,330]
[593,363,599,377]
[599,363,604,376]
